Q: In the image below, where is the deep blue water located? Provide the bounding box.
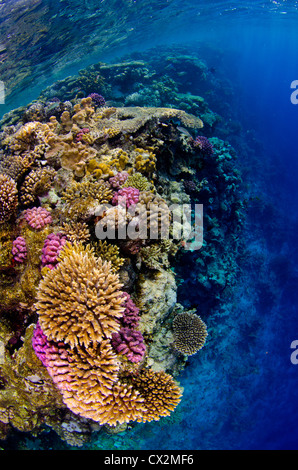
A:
[1,0,298,451]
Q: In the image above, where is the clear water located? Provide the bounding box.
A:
[1,0,298,450]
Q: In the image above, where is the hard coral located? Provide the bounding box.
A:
[133,369,182,422]
[192,135,214,157]
[111,327,146,363]
[112,186,140,208]
[172,312,208,355]
[0,174,18,224]
[41,232,67,269]
[24,207,52,230]
[35,243,125,348]
[12,236,27,263]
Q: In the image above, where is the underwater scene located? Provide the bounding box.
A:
[0,0,298,452]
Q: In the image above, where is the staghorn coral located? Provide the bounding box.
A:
[92,240,125,272]
[60,221,90,244]
[132,368,182,422]
[20,167,56,206]
[35,243,125,348]
[96,383,146,426]
[0,174,18,224]
[172,311,208,355]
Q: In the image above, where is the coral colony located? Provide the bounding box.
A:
[0,53,244,446]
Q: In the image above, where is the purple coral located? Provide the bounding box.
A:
[109,171,129,189]
[12,236,27,263]
[88,93,106,107]
[111,327,146,363]
[24,207,52,230]
[32,322,72,391]
[112,187,139,208]
[41,232,67,269]
[192,135,214,157]
[121,293,140,329]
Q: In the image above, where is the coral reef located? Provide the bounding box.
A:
[0,52,246,444]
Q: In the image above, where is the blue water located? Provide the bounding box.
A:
[1,0,298,451]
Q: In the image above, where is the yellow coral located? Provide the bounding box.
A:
[35,243,125,348]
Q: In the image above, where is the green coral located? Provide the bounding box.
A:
[123,172,152,191]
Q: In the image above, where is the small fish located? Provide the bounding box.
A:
[177,126,193,139]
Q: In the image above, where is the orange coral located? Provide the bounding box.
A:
[133,368,182,422]
[35,243,125,348]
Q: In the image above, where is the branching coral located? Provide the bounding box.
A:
[20,167,56,205]
[0,174,18,224]
[132,368,182,422]
[92,240,125,272]
[61,177,113,221]
[35,243,125,348]
[172,312,208,355]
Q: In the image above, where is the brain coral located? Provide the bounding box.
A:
[35,243,125,348]
[172,312,208,355]
[133,368,182,422]
[0,174,18,224]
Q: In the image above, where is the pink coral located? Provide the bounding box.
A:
[41,232,67,269]
[24,207,52,230]
[12,236,27,263]
[121,293,140,329]
[75,128,90,142]
[112,187,139,208]
[32,322,72,391]
[111,327,146,363]
[109,171,129,189]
